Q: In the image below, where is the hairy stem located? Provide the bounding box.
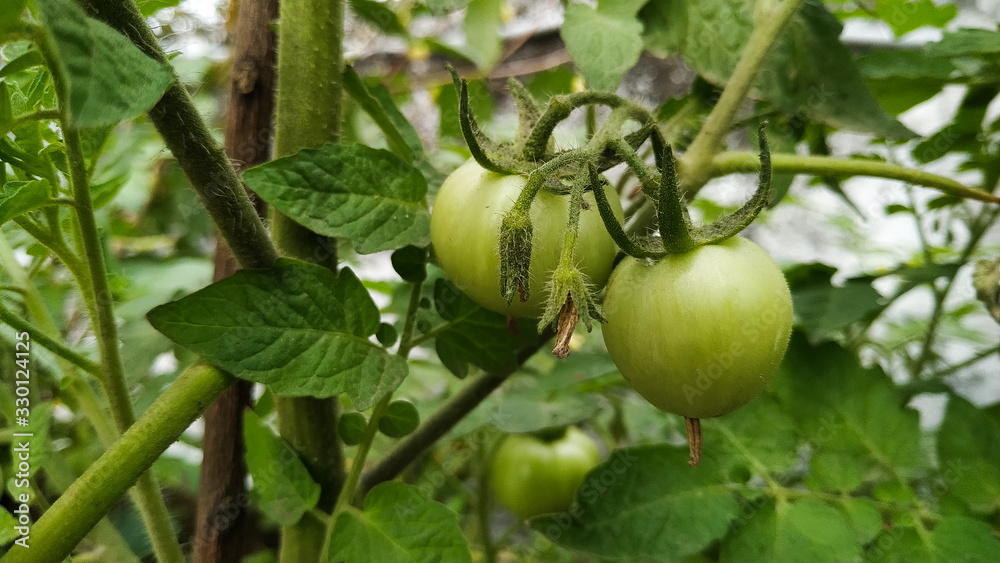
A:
[680,0,806,193]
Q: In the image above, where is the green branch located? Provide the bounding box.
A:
[711,151,1000,204]
[680,0,806,193]
[0,363,234,563]
[0,302,99,375]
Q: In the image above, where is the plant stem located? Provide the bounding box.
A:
[711,151,1000,204]
[78,0,278,270]
[0,301,99,375]
[0,363,234,563]
[64,127,185,562]
[680,0,806,193]
[359,334,549,496]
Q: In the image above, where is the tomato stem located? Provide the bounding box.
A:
[685,417,702,467]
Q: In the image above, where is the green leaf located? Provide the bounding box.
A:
[871,0,956,37]
[35,0,173,129]
[0,50,44,80]
[243,410,320,527]
[936,396,1000,513]
[461,0,503,70]
[431,279,538,377]
[0,0,27,37]
[390,245,427,283]
[328,482,473,563]
[925,29,1000,58]
[137,0,183,17]
[706,395,800,475]
[378,400,420,438]
[837,497,883,546]
[0,180,51,226]
[720,497,861,563]
[147,259,407,410]
[0,508,19,546]
[786,263,884,339]
[349,0,407,36]
[489,390,601,434]
[867,517,1000,562]
[337,412,368,446]
[532,446,739,560]
[641,0,915,139]
[561,0,645,92]
[343,67,419,164]
[772,334,921,492]
[912,86,993,164]
[857,49,955,114]
[242,143,431,254]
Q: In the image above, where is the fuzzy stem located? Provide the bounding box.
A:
[711,151,1000,204]
[76,0,278,270]
[522,91,625,160]
[65,125,185,562]
[0,363,234,563]
[680,0,807,194]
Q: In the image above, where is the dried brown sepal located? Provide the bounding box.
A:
[685,417,702,467]
[552,295,578,359]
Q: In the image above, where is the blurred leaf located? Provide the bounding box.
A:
[390,245,427,283]
[244,410,320,527]
[857,49,955,114]
[641,0,915,138]
[925,29,1000,58]
[243,143,430,254]
[349,0,407,36]
[889,262,962,297]
[936,396,1000,513]
[461,0,503,70]
[837,497,883,546]
[338,412,368,446]
[0,50,43,80]
[490,391,601,434]
[773,334,921,491]
[532,446,739,560]
[868,517,1000,562]
[328,482,473,563]
[0,180,51,226]
[0,508,18,545]
[432,279,538,378]
[0,0,27,37]
[343,67,419,163]
[913,85,996,164]
[136,0,182,17]
[561,0,645,92]
[36,0,173,129]
[786,263,884,339]
[720,497,861,563]
[871,0,956,37]
[438,78,492,141]
[147,260,407,410]
[379,400,420,438]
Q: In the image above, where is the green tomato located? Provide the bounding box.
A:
[430,159,623,317]
[602,236,793,419]
[489,427,601,520]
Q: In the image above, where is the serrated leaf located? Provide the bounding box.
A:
[706,395,800,475]
[936,396,1000,513]
[562,0,645,92]
[772,334,921,490]
[0,180,51,226]
[720,497,861,563]
[867,517,1000,562]
[243,143,430,254]
[243,410,320,527]
[35,0,173,129]
[642,0,915,138]
[532,446,740,560]
[431,279,538,377]
[328,482,473,563]
[147,259,407,410]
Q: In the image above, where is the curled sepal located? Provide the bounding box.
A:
[690,122,773,245]
[498,207,533,305]
[588,163,659,259]
[656,145,698,254]
[508,77,544,153]
[593,122,654,173]
[447,65,514,175]
[538,264,606,359]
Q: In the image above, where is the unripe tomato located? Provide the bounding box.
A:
[430,159,623,317]
[489,427,601,520]
[602,236,793,419]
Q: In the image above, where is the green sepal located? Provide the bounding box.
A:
[592,122,654,173]
[587,163,658,259]
[538,263,605,333]
[689,123,773,245]
[447,65,515,174]
[508,77,543,154]
[656,143,698,254]
[498,206,533,305]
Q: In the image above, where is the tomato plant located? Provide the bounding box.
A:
[430,159,622,318]
[602,236,794,419]
[489,427,601,520]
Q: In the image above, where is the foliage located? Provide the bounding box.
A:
[1,0,999,562]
